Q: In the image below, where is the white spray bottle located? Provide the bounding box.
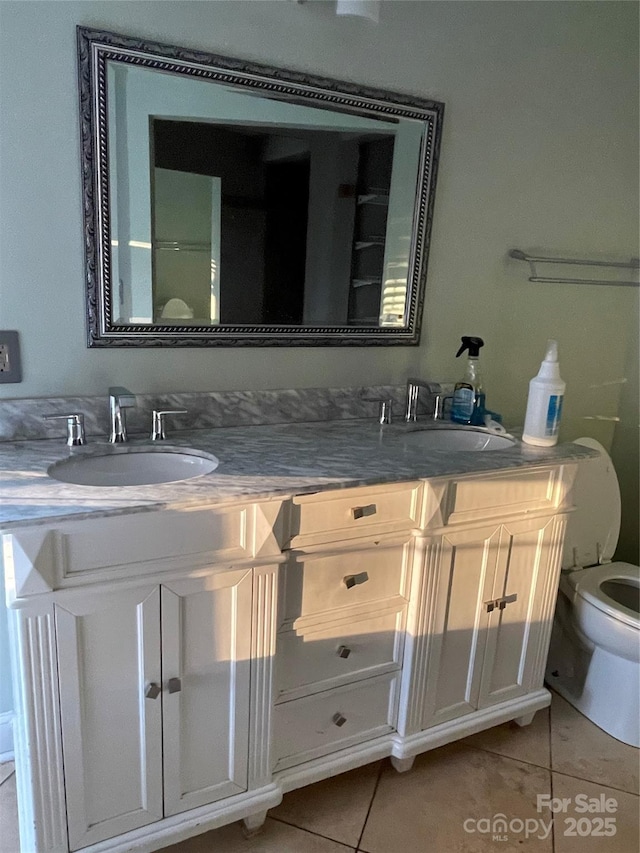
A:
[522,340,566,446]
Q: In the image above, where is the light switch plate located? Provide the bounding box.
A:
[0,330,22,383]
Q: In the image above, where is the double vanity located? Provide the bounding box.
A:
[1,412,594,853]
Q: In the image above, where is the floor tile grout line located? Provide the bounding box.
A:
[549,699,556,853]
[355,758,385,851]
[470,739,639,798]
[464,741,552,773]
[549,690,639,796]
[548,686,639,753]
[267,815,358,850]
[468,728,638,797]
[549,769,640,798]
[0,770,15,788]
[550,766,556,847]
[549,693,556,774]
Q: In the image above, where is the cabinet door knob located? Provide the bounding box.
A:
[337,645,352,659]
[485,600,495,613]
[343,571,369,589]
[168,677,182,694]
[352,503,377,520]
[144,682,161,700]
[332,712,347,727]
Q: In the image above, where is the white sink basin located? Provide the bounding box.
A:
[398,427,516,452]
[48,448,219,487]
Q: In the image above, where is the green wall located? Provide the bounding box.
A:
[0,2,637,413]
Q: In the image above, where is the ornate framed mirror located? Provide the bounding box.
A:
[78,27,444,347]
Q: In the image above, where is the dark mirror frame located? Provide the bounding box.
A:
[78,26,444,347]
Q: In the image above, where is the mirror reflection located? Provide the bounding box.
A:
[81,28,443,345]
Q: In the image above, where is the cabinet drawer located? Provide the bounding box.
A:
[272,674,398,771]
[44,501,284,586]
[443,467,565,527]
[276,605,405,701]
[280,539,411,628]
[288,482,422,548]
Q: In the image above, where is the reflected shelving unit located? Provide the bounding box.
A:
[347,161,392,325]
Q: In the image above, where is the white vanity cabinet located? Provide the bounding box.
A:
[272,537,412,770]
[417,514,564,729]
[398,465,570,747]
[271,482,422,773]
[3,462,576,853]
[55,570,252,850]
[4,500,284,853]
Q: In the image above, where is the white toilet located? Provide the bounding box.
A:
[546,437,640,747]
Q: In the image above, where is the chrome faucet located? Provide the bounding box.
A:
[108,386,136,443]
[405,378,440,422]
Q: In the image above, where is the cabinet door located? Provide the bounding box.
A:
[161,569,252,816]
[421,524,501,729]
[56,587,162,850]
[477,515,564,708]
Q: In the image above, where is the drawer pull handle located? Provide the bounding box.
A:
[352,503,377,520]
[343,571,369,589]
[332,712,347,727]
[498,593,518,610]
[168,677,182,694]
[144,682,161,700]
[337,645,352,659]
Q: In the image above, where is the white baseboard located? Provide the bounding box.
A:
[0,711,14,763]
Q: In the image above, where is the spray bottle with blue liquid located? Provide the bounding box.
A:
[450,336,486,425]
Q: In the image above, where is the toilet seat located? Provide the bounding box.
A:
[563,437,622,569]
[566,562,640,630]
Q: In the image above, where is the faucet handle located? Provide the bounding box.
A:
[151,409,187,441]
[361,395,394,424]
[43,413,86,446]
[433,393,453,421]
[377,400,393,424]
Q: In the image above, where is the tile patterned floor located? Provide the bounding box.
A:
[1,692,638,852]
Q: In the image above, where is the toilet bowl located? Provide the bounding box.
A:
[545,438,640,747]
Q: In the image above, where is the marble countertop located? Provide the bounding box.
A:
[0,419,596,529]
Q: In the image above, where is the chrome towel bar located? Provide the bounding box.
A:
[509,248,639,287]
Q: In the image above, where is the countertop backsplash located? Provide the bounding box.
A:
[3,382,601,533]
[0,385,430,443]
